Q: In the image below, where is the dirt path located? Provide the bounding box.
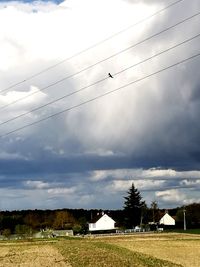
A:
[0,244,72,267]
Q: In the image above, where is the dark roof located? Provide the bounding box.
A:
[90,213,103,223]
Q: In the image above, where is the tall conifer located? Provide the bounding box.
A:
[123,183,145,227]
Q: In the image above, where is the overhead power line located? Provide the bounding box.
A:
[1,9,199,111]
[0,0,185,94]
[1,51,200,138]
[0,32,200,127]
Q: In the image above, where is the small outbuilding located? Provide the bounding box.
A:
[52,230,74,237]
[89,213,116,232]
[159,213,175,226]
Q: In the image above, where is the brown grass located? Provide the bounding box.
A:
[0,233,199,267]
[0,242,71,267]
[55,237,181,267]
[0,238,180,267]
[102,233,200,267]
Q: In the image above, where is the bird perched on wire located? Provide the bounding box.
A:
[108,73,114,78]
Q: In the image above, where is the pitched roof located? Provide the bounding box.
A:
[90,213,115,223]
[90,213,103,223]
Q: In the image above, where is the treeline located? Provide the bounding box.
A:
[0,208,123,236]
[0,203,199,236]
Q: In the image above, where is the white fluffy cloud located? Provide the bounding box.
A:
[90,168,200,181]
[107,179,166,192]
[24,180,51,189]
[156,189,200,206]
[156,189,185,203]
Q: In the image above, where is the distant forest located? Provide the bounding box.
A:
[0,203,200,236]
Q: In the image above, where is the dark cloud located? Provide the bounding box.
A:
[0,0,200,209]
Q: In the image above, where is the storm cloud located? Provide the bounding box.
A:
[0,0,200,210]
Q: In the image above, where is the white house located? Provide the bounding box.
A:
[159,213,175,226]
[89,213,116,231]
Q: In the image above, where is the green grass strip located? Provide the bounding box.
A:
[55,238,182,267]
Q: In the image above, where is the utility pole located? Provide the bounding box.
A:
[183,207,186,231]
[140,214,143,226]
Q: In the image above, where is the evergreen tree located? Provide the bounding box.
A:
[123,183,146,228]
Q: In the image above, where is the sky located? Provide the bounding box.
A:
[0,0,200,211]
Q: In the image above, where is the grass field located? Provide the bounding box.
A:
[0,241,69,267]
[101,233,200,267]
[0,233,199,266]
[167,229,200,234]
